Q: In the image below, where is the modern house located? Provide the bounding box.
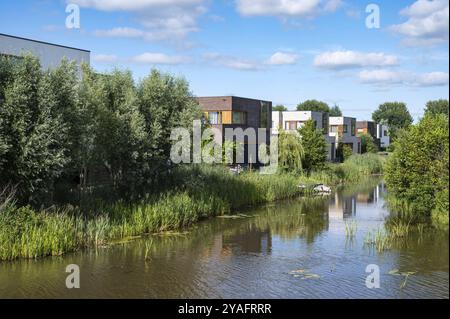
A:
[196,96,272,165]
[329,116,361,156]
[272,111,336,161]
[376,123,390,149]
[356,120,390,149]
[0,33,90,71]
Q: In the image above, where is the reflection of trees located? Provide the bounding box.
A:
[236,197,329,244]
[393,230,449,273]
[337,176,382,198]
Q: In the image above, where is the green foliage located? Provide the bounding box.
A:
[425,99,448,117]
[0,55,202,204]
[372,102,413,140]
[298,119,327,172]
[0,54,68,204]
[358,132,378,153]
[335,153,384,182]
[273,104,287,111]
[329,104,342,116]
[278,129,304,173]
[297,99,330,113]
[385,113,449,218]
[336,143,353,162]
[0,166,304,260]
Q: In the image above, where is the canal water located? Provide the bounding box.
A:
[0,178,448,298]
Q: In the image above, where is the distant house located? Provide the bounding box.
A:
[0,33,90,72]
[329,116,361,156]
[272,110,336,161]
[196,96,272,165]
[356,120,390,149]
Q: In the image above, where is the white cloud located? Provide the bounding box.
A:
[390,0,449,46]
[203,53,261,71]
[359,69,449,87]
[266,52,299,65]
[236,0,342,17]
[72,0,207,43]
[130,53,189,64]
[93,54,119,63]
[314,50,398,69]
[72,0,204,11]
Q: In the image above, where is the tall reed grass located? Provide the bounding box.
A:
[0,166,304,261]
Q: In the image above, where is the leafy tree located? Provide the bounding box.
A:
[278,130,304,173]
[297,100,330,113]
[358,132,378,154]
[336,142,353,162]
[385,113,449,219]
[425,99,448,117]
[329,104,342,116]
[0,54,68,203]
[298,120,327,172]
[372,102,413,140]
[273,104,287,111]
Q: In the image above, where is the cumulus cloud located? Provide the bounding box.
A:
[314,50,398,69]
[390,0,449,46]
[266,52,299,65]
[235,0,342,18]
[203,53,261,71]
[92,52,189,65]
[130,53,190,64]
[72,0,207,43]
[359,69,449,87]
[92,54,119,63]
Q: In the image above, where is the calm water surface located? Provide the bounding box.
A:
[1,178,448,298]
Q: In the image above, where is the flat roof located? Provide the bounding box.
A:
[196,95,272,103]
[0,33,90,53]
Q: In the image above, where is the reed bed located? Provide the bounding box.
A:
[0,166,303,261]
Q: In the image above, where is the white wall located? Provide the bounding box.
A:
[377,124,390,148]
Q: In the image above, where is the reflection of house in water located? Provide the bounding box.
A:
[328,193,356,219]
[356,182,385,204]
[223,229,272,254]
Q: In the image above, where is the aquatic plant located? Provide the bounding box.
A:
[345,220,357,238]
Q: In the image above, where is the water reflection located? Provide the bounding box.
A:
[0,178,448,299]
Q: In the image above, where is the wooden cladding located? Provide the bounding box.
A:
[203,110,246,125]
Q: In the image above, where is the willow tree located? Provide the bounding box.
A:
[278,129,304,173]
[0,54,68,204]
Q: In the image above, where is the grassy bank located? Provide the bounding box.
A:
[0,155,384,261]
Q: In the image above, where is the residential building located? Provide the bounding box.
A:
[356,120,390,150]
[376,123,390,149]
[196,96,272,166]
[0,33,90,71]
[272,110,336,161]
[329,116,361,156]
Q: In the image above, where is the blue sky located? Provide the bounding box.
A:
[0,0,448,120]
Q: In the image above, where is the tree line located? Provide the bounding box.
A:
[0,54,200,206]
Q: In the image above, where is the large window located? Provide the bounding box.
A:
[208,112,222,124]
[351,120,356,136]
[330,125,339,133]
[322,114,329,134]
[343,125,348,133]
[232,111,247,124]
[260,101,269,128]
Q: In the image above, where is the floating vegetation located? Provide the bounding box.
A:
[388,269,417,289]
[217,214,252,219]
[289,269,321,280]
